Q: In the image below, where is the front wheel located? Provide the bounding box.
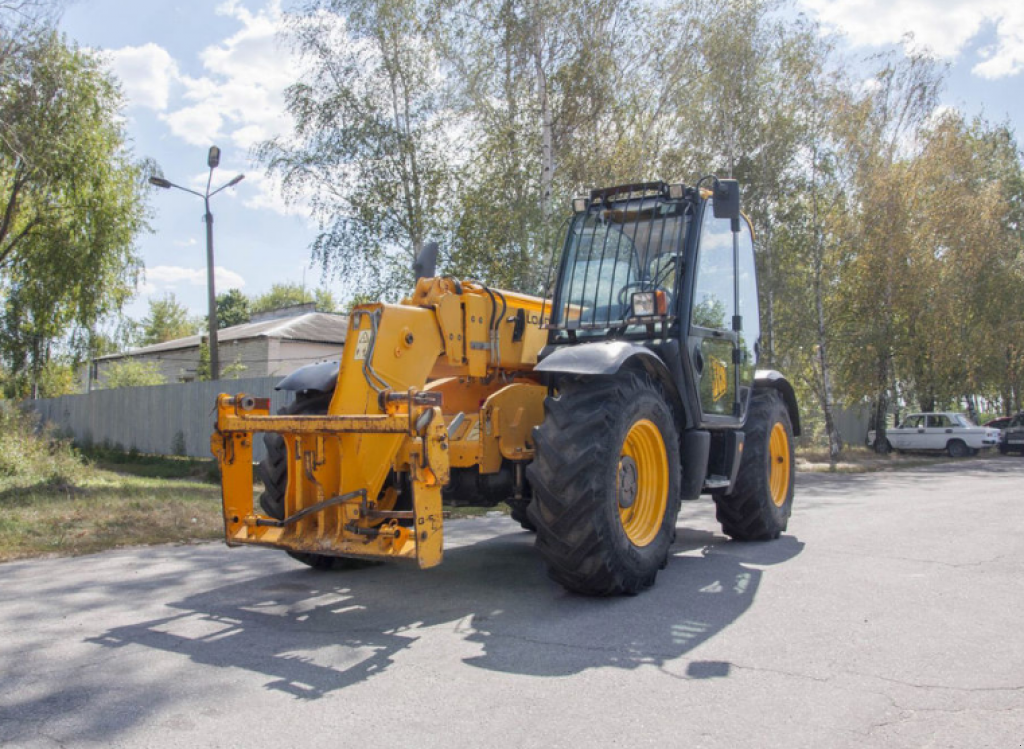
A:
[714,389,794,541]
[526,372,682,596]
[947,439,969,458]
[258,391,376,571]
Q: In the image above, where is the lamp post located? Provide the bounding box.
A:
[150,146,244,381]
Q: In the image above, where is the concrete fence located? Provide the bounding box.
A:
[29,377,877,463]
[29,377,294,462]
[834,404,872,447]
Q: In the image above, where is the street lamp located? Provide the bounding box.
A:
[149,146,244,381]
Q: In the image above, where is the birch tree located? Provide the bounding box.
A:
[258,0,454,300]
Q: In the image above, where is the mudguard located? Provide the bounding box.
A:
[535,340,688,422]
[535,340,666,377]
[754,369,801,436]
[274,359,339,394]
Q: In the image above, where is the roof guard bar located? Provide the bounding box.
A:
[590,181,669,204]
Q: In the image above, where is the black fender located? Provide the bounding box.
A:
[753,369,801,436]
[536,340,666,376]
[536,341,685,420]
[275,359,339,394]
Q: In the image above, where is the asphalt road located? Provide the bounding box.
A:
[2,458,1023,749]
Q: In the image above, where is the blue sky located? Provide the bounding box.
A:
[60,0,1024,322]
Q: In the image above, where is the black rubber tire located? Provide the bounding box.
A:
[947,439,969,458]
[525,372,682,596]
[998,443,1008,455]
[714,389,794,541]
[507,500,536,532]
[257,392,333,519]
[258,391,375,572]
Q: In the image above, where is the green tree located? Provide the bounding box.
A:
[438,0,637,291]
[830,52,945,450]
[102,359,166,389]
[216,288,250,329]
[259,0,454,301]
[0,27,148,396]
[249,283,337,315]
[905,114,1024,414]
[140,293,198,345]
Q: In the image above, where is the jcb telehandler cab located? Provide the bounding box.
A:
[212,179,799,595]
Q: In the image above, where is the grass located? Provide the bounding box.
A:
[0,406,224,562]
[80,444,221,482]
[795,444,996,473]
[0,471,224,562]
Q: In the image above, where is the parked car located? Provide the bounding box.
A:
[984,416,1013,430]
[998,413,1024,455]
[867,412,1000,457]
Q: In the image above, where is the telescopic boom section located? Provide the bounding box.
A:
[211,277,550,568]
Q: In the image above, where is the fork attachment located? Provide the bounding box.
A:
[211,388,450,568]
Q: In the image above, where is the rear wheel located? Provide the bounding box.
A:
[526,372,681,596]
[947,439,969,458]
[507,500,536,532]
[714,389,794,541]
[259,391,376,571]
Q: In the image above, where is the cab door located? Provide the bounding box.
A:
[687,201,760,426]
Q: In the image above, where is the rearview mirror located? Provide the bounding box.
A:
[712,179,740,221]
[413,241,439,281]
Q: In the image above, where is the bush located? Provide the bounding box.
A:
[0,404,89,486]
[101,359,166,389]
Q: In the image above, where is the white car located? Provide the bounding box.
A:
[867,412,1000,457]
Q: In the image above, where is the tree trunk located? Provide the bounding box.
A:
[810,148,841,465]
[533,36,553,224]
[872,393,889,453]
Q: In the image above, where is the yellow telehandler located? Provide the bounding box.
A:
[211,179,800,595]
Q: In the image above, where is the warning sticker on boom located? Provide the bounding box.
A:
[353,329,372,361]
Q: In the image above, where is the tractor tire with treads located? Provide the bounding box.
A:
[507,500,536,532]
[714,388,794,540]
[526,372,681,596]
[258,391,376,571]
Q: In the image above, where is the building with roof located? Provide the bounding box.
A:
[90,304,348,388]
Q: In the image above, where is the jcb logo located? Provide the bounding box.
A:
[710,356,728,402]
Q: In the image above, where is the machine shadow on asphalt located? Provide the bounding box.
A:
[86,526,803,700]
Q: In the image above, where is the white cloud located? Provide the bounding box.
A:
[155,0,305,216]
[144,265,246,290]
[162,102,226,146]
[104,43,179,110]
[800,0,1024,78]
[241,171,312,219]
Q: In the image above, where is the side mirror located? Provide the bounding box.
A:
[712,179,740,221]
[413,241,439,281]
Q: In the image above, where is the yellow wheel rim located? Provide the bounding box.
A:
[617,419,669,547]
[769,422,791,508]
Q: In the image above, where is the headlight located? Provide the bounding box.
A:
[631,290,668,316]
